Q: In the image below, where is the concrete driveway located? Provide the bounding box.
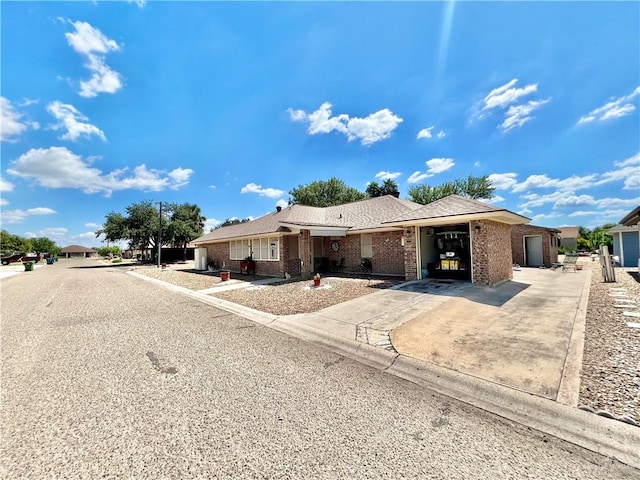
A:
[391,268,590,400]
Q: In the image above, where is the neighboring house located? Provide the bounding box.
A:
[511,224,560,267]
[557,226,579,251]
[60,245,98,258]
[607,206,640,267]
[191,194,529,286]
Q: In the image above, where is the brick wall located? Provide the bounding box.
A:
[403,226,418,280]
[510,225,558,267]
[205,238,288,277]
[471,220,513,286]
[322,231,405,275]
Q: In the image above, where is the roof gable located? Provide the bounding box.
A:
[384,195,528,225]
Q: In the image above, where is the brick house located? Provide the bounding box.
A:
[191,194,529,286]
[511,224,560,267]
[60,245,98,258]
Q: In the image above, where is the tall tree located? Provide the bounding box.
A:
[1,230,33,254]
[166,203,206,260]
[366,179,400,198]
[289,177,366,207]
[215,218,251,229]
[408,175,495,205]
[31,237,61,255]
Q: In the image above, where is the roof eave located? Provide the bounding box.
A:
[383,210,530,227]
[620,207,640,226]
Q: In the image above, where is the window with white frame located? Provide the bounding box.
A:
[361,233,373,258]
[230,237,279,261]
[229,239,251,260]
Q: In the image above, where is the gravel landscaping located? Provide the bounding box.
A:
[579,263,640,424]
[134,264,403,314]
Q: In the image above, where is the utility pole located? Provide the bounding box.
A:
[156,201,162,268]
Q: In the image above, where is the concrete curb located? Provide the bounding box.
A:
[128,269,640,469]
[388,355,640,469]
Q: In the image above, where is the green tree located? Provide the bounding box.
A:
[31,237,61,255]
[96,246,122,257]
[578,224,615,252]
[366,179,400,198]
[166,203,206,260]
[289,177,367,207]
[215,218,251,229]
[408,175,495,205]
[0,230,32,254]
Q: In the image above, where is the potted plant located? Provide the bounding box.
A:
[360,258,372,273]
[313,273,321,287]
[240,255,256,275]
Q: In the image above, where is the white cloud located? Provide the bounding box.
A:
[417,127,433,139]
[276,199,288,209]
[167,167,193,190]
[127,0,147,7]
[47,101,106,142]
[85,222,100,228]
[64,20,123,98]
[553,195,596,208]
[0,198,7,207]
[437,130,446,139]
[595,197,639,209]
[596,152,640,190]
[407,171,430,184]
[0,206,57,225]
[7,147,193,197]
[426,158,454,174]
[204,218,221,232]
[483,79,538,111]
[530,212,561,223]
[209,185,217,189]
[17,98,39,107]
[240,182,285,199]
[512,173,597,193]
[480,195,505,204]
[577,86,640,124]
[375,171,402,180]
[0,176,14,192]
[1,97,39,142]
[500,99,550,132]
[474,79,549,132]
[24,227,69,241]
[288,102,403,146]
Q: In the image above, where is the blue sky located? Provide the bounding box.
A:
[1,1,638,248]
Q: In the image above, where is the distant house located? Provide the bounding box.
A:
[511,224,560,267]
[191,195,529,286]
[607,206,640,268]
[60,245,98,258]
[558,226,579,251]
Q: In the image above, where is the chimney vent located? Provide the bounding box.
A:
[276,206,282,213]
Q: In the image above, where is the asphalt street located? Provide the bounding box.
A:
[1,259,637,479]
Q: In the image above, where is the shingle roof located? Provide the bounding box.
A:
[61,245,97,253]
[383,195,524,224]
[191,194,529,244]
[191,195,422,243]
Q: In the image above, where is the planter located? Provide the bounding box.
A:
[313,278,321,287]
[220,271,230,282]
[23,261,34,271]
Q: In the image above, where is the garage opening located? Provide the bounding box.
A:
[419,224,471,281]
[524,235,543,267]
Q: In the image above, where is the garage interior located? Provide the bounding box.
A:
[419,224,471,281]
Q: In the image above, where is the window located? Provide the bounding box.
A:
[230,237,279,261]
[361,233,372,258]
[229,239,251,260]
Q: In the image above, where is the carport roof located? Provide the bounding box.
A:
[382,195,530,226]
